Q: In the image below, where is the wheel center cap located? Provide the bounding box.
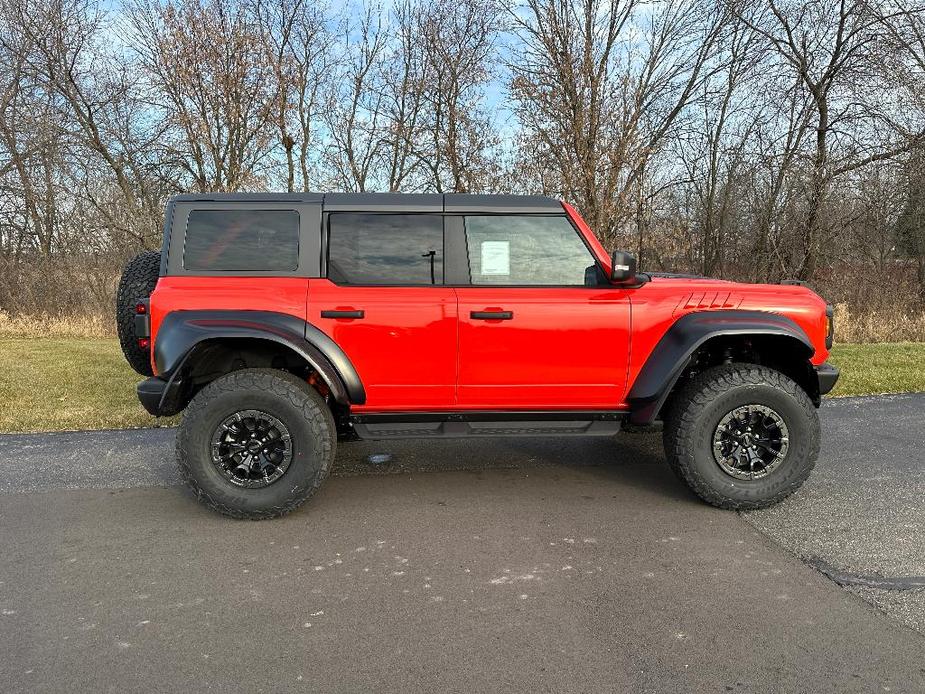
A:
[247,441,262,453]
[712,404,790,481]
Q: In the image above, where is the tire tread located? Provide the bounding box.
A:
[662,363,820,510]
[176,368,336,520]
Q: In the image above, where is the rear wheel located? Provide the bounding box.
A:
[116,250,160,376]
[176,369,336,519]
[662,363,820,510]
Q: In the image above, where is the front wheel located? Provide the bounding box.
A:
[176,369,336,519]
[662,363,820,510]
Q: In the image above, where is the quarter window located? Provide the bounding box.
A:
[328,213,443,285]
[464,215,597,286]
[183,209,299,272]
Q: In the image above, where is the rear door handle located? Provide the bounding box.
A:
[470,311,513,320]
[321,310,365,319]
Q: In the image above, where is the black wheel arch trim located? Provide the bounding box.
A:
[153,310,366,406]
[626,310,815,425]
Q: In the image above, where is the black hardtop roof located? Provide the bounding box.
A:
[167,192,563,214]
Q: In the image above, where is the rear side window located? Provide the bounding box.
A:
[183,209,300,272]
[464,215,597,285]
[328,213,443,285]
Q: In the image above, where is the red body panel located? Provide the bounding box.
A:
[148,276,309,376]
[625,279,830,393]
[455,287,631,408]
[308,279,457,410]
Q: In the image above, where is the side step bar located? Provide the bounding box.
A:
[349,411,626,440]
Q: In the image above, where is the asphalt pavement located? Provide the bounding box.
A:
[0,395,924,693]
[742,394,925,637]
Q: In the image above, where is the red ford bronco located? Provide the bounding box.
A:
[117,193,838,519]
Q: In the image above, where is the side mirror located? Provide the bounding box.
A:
[610,250,637,283]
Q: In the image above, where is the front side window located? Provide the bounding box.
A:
[328,213,443,285]
[464,215,597,286]
[183,209,299,272]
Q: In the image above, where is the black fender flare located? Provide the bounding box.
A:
[154,310,366,405]
[626,310,814,425]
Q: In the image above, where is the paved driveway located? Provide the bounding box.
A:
[1,395,923,693]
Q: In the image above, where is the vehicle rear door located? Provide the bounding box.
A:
[309,196,457,410]
[451,211,631,409]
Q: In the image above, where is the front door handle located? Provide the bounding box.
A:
[470,310,513,320]
[321,309,365,319]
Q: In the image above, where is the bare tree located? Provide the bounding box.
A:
[510,0,729,250]
[0,33,59,255]
[376,0,429,192]
[896,148,925,299]
[674,16,762,275]
[732,0,924,279]
[415,0,504,192]
[252,0,333,192]
[322,5,389,192]
[0,0,169,251]
[746,90,814,282]
[876,2,925,298]
[128,0,278,191]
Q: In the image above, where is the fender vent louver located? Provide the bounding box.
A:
[675,292,742,314]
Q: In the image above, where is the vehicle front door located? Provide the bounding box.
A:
[453,213,631,409]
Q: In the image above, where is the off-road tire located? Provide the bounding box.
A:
[116,250,161,376]
[176,369,336,519]
[662,363,820,510]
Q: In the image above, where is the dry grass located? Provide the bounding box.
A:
[832,303,925,343]
[0,309,114,338]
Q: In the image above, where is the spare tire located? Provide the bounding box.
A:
[116,250,161,376]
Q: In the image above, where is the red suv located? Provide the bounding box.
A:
[116,193,838,519]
